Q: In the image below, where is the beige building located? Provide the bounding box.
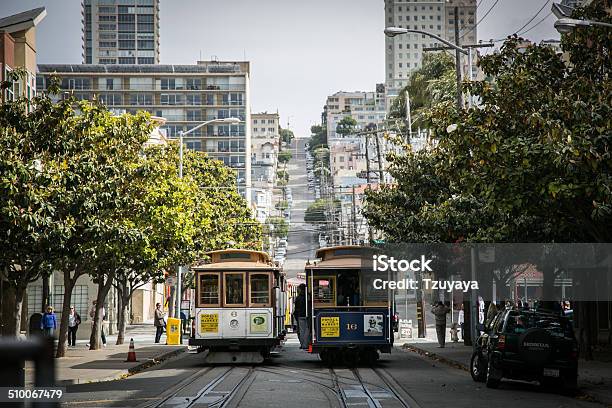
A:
[37,61,252,200]
[324,86,387,141]
[251,112,280,224]
[0,7,46,103]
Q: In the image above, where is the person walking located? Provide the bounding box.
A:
[293,284,308,349]
[68,306,81,347]
[41,306,57,337]
[457,304,465,340]
[431,301,451,348]
[154,303,166,343]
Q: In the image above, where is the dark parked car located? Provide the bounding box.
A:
[470,308,578,393]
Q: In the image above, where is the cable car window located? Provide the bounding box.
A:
[198,273,220,307]
[220,252,252,261]
[361,272,389,306]
[224,272,246,306]
[313,276,336,307]
[249,273,270,306]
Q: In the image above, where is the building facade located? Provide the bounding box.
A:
[324,86,387,141]
[82,0,160,65]
[37,60,252,199]
[251,112,280,224]
[0,7,46,103]
[384,0,477,94]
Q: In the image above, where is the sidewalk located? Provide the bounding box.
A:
[26,323,186,385]
[396,328,612,406]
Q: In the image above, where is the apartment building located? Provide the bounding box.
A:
[0,7,46,103]
[324,85,387,141]
[82,0,160,64]
[384,0,477,92]
[251,112,280,223]
[37,60,252,199]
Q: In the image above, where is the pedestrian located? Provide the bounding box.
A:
[68,305,81,347]
[40,306,57,337]
[293,284,307,349]
[431,301,450,348]
[486,302,498,326]
[88,300,107,347]
[457,304,464,340]
[154,303,166,343]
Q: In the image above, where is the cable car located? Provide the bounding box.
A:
[303,246,394,364]
[189,249,286,363]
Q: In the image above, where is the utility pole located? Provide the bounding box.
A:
[375,132,384,183]
[365,135,371,184]
[454,6,462,111]
[351,186,357,245]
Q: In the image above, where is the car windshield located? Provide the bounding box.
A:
[505,312,574,337]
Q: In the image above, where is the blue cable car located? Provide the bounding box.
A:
[303,246,395,364]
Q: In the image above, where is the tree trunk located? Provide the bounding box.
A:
[12,284,26,337]
[89,274,114,350]
[56,271,81,358]
[116,283,125,345]
[41,273,50,313]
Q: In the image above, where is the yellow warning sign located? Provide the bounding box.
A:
[320,316,339,337]
[200,313,218,333]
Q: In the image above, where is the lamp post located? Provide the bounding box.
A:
[554,17,612,34]
[175,116,242,327]
[384,27,472,110]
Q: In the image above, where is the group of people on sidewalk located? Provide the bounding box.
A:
[38,301,106,347]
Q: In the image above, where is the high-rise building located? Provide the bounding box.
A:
[37,60,252,200]
[384,0,477,91]
[251,112,280,223]
[82,0,160,65]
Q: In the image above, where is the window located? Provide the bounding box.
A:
[198,273,220,307]
[186,140,202,151]
[99,15,116,21]
[129,93,152,105]
[99,24,116,30]
[99,41,117,48]
[118,40,135,49]
[138,57,155,64]
[313,276,336,307]
[186,94,201,105]
[118,57,136,64]
[160,94,183,105]
[224,273,246,306]
[249,273,270,306]
[185,78,202,90]
[99,6,115,13]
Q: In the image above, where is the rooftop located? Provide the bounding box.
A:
[0,7,46,33]
[38,62,248,75]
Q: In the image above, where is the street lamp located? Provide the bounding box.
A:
[175,116,241,328]
[554,17,612,34]
[384,27,473,109]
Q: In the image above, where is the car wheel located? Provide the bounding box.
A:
[470,352,486,382]
[486,359,501,389]
[560,372,578,396]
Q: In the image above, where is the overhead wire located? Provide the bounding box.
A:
[459,0,501,40]
[512,0,551,35]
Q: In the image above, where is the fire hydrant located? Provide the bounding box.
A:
[450,323,459,342]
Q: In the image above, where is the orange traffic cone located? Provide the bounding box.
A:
[125,338,138,362]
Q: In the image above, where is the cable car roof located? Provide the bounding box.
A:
[307,245,380,269]
[192,249,280,270]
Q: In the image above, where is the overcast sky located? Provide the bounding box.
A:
[1,0,559,137]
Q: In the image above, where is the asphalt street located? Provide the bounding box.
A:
[60,335,599,408]
[281,137,317,278]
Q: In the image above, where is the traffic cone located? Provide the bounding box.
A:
[125,338,138,362]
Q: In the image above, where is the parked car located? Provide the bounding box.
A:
[470,308,578,393]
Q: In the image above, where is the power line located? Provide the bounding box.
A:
[518,11,554,35]
[512,0,551,35]
[460,0,501,40]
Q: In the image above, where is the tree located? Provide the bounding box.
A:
[275,200,288,211]
[265,216,288,239]
[279,128,294,144]
[387,52,456,135]
[309,124,327,152]
[305,199,340,224]
[364,3,611,356]
[278,150,292,164]
[277,170,289,182]
[335,116,357,136]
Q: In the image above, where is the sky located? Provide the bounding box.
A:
[0,0,560,137]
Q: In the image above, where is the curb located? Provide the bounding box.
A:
[401,343,469,372]
[57,347,187,385]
